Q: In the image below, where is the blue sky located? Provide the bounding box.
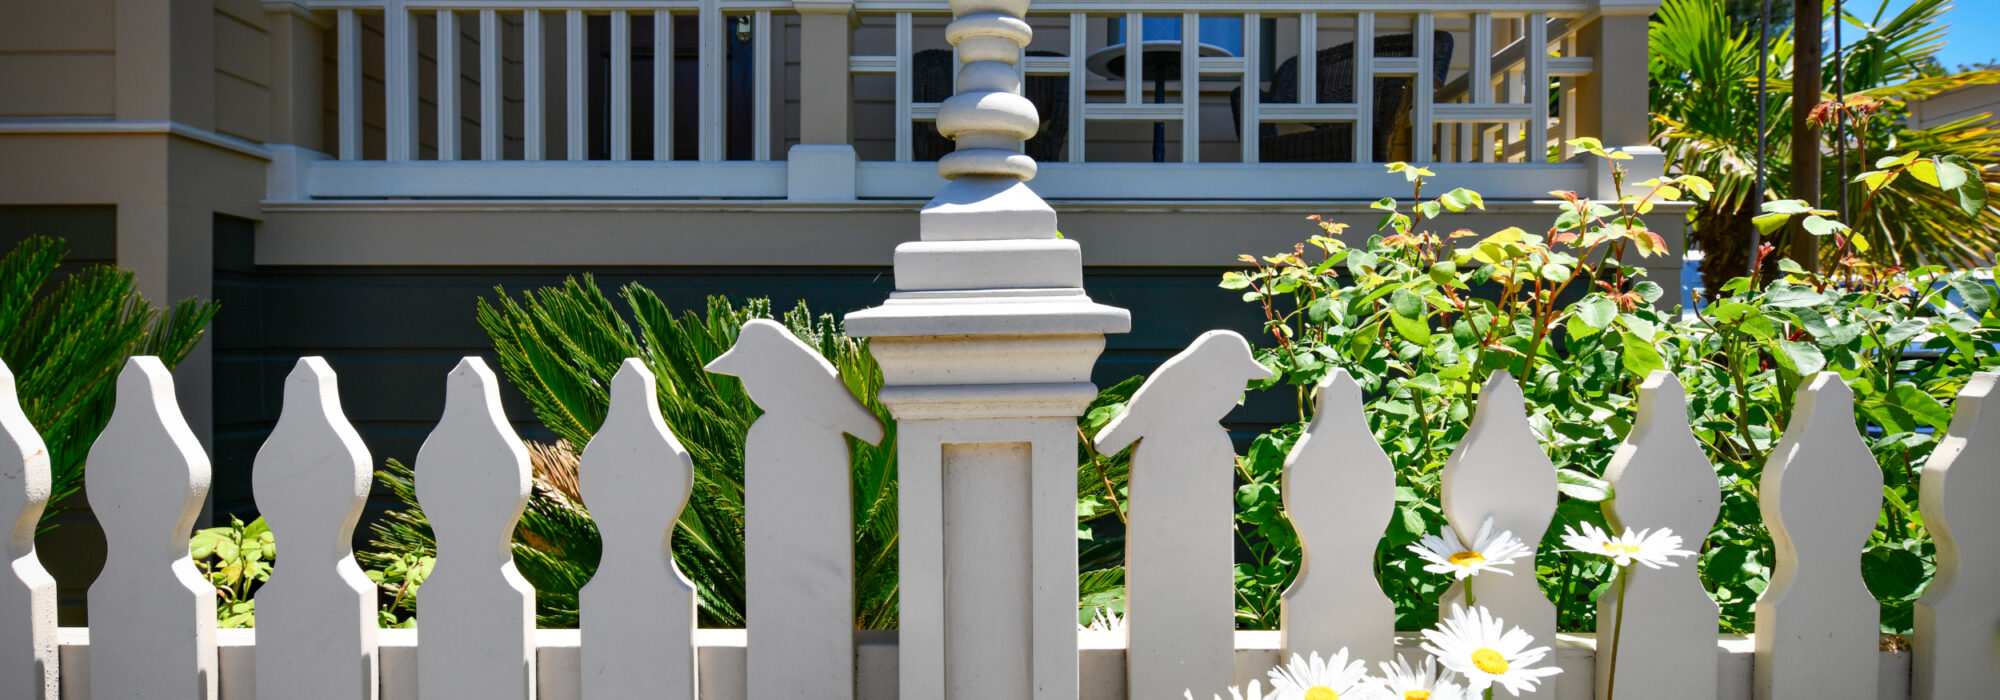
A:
[1875,0,1997,70]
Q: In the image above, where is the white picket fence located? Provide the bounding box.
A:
[2,335,1998,700]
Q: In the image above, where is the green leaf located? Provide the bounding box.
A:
[1619,332,1667,377]
[1860,546,1927,601]
[1950,276,1995,318]
[1576,296,1617,329]
[1776,340,1826,377]
[1390,307,1433,345]
[1439,188,1486,213]
[1933,156,1969,191]
[1764,284,1827,308]
[1761,199,1814,215]
[1556,469,1613,501]
[1391,289,1425,319]
[1752,212,1792,235]
[1632,281,1665,304]
[1801,215,1848,237]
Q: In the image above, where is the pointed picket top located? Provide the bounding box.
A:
[252,358,377,700]
[708,321,883,700]
[84,357,216,700]
[1438,369,1556,697]
[580,360,698,700]
[1280,368,1394,666]
[708,319,884,443]
[415,357,535,700]
[1753,373,1881,700]
[1096,330,1273,700]
[0,360,56,700]
[1913,372,2000,700]
[1597,371,1719,700]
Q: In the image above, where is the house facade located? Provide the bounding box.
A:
[0,0,1666,620]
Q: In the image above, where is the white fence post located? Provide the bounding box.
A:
[85,357,217,700]
[1913,372,2000,699]
[708,320,885,700]
[1754,373,1882,700]
[252,358,378,700]
[1280,368,1395,666]
[579,360,699,700]
[0,360,56,700]
[1438,371,1557,700]
[1096,330,1273,700]
[416,358,536,700]
[1598,371,1720,700]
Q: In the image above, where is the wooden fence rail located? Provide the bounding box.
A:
[1,347,1995,700]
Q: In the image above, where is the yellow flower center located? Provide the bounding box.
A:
[1305,687,1338,700]
[1471,648,1510,674]
[1448,551,1486,566]
[1404,691,1433,700]
[1603,543,1642,555]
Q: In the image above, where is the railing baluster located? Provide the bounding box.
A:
[1470,12,1493,163]
[1096,331,1273,700]
[1241,11,1259,162]
[1281,369,1395,667]
[415,358,535,700]
[612,10,632,161]
[1412,12,1435,162]
[893,11,912,162]
[252,358,378,700]
[567,9,585,160]
[699,0,724,161]
[1298,13,1317,106]
[481,9,501,160]
[708,321,885,700]
[0,360,55,700]
[1754,373,1882,699]
[580,360,699,700]
[1599,372,1721,700]
[337,9,362,160]
[1180,11,1199,162]
[386,0,418,161]
[1526,12,1549,163]
[1439,371,1557,700]
[85,358,216,700]
[524,9,544,160]
[1915,372,2000,700]
[1069,11,1087,163]
[438,10,460,161]
[655,10,673,161]
[753,10,772,161]
[1353,11,1373,161]
[1124,11,1142,105]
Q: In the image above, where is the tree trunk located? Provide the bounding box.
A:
[1789,0,1822,272]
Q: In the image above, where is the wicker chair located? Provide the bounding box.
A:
[1229,32,1454,163]
[912,49,1070,162]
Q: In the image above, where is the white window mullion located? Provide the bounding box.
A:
[1068,12,1086,164]
[385,0,417,161]
[1412,12,1435,162]
[1124,12,1142,105]
[480,9,501,160]
[437,10,460,161]
[699,0,725,161]
[655,10,674,161]
[337,9,361,160]
[612,10,631,161]
[1298,13,1317,105]
[753,9,772,161]
[524,9,544,160]
[1240,11,1260,163]
[1353,11,1374,161]
[566,9,585,160]
[1527,12,1549,162]
[893,11,912,162]
[1180,12,1199,162]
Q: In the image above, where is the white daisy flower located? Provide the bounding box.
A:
[1081,606,1126,632]
[1419,605,1562,697]
[1372,654,1467,700]
[1559,523,1696,569]
[1407,516,1530,579]
[1186,679,1275,700]
[1266,648,1372,700]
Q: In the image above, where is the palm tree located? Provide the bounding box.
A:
[1651,0,2000,293]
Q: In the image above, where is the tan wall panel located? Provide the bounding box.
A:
[213,0,266,30]
[0,54,117,117]
[0,0,116,53]
[215,72,271,142]
[215,10,271,86]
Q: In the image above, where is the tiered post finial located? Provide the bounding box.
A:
[845,1,1127,698]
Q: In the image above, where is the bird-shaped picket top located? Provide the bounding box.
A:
[706,319,883,700]
[1094,330,1272,700]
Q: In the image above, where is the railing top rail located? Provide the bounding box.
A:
[850,0,1597,13]
[303,0,792,10]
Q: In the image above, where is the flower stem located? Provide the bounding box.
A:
[1604,569,1631,700]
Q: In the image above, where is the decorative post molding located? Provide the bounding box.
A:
[845,0,1129,697]
[789,0,859,201]
[0,361,56,700]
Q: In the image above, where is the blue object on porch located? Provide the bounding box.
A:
[1086,16,1241,162]
[1109,16,1242,56]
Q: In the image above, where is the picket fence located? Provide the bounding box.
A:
[2,332,1997,700]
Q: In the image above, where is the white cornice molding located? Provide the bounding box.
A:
[263,1,334,28]
[0,119,274,160]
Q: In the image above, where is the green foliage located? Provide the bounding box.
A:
[0,236,217,528]
[191,515,274,628]
[1227,157,1999,633]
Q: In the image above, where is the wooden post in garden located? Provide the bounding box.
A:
[844,0,1130,697]
[1789,0,1822,272]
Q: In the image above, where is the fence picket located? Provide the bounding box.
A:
[85,357,216,700]
[252,358,377,700]
[416,358,536,700]
[707,320,885,700]
[1913,372,2000,699]
[1753,373,1881,700]
[1280,369,1394,666]
[0,361,56,700]
[1438,371,1556,700]
[579,360,698,700]
[1096,331,1274,700]
[1597,371,1720,700]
